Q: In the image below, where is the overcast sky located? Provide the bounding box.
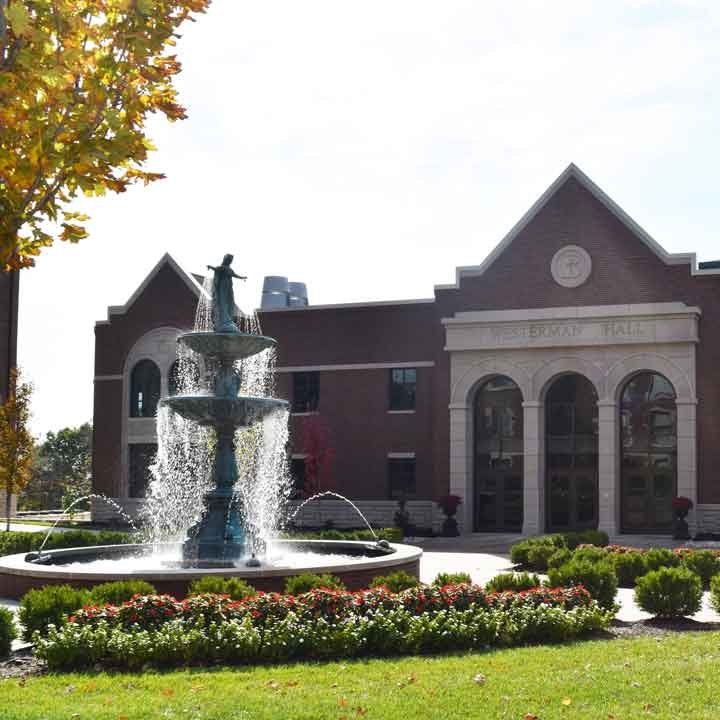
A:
[17,0,720,436]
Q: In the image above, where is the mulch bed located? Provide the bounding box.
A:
[0,647,45,680]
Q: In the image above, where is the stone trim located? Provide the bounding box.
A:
[94,375,123,382]
[276,361,434,373]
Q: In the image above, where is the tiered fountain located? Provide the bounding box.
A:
[163,254,287,567]
[0,256,421,599]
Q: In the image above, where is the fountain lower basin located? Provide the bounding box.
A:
[0,541,422,600]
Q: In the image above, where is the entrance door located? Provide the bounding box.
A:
[620,373,677,532]
[474,376,523,532]
[545,374,598,532]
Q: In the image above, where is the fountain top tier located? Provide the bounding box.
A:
[179,332,277,361]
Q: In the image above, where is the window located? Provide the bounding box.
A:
[292,372,319,413]
[388,457,416,499]
[129,359,161,417]
[129,443,156,498]
[168,357,200,396]
[389,368,416,410]
[290,458,306,499]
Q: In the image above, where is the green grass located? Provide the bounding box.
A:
[1,632,719,719]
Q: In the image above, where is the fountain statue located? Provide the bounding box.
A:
[163,256,287,566]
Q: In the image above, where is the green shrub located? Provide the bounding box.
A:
[284,573,345,595]
[709,575,720,614]
[644,548,681,573]
[187,576,256,600]
[634,567,702,619]
[510,536,562,566]
[285,528,403,543]
[88,580,157,606]
[573,529,609,548]
[432,571,472,586]
[369,570,419,593]
[547,559,618,611]
[526,543,559,571]
[572,545,608,564]
[610,551,647,587]
[19,585,91,641]
[547,548,573,570]
[0,529,133,558]
[485,572,541,594]
[681,550,720,588]
[0,607,17,658]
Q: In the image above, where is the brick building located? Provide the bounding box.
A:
[91,164,720,536]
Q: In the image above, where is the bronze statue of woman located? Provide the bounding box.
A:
[206,254,247,333]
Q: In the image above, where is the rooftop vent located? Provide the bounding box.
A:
[261,276,309,309]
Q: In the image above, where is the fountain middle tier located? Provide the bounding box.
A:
[163,395,287,429]
[179,331,277,360]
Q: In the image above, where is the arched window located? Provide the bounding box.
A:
[129,359,161,418]
[473,376,523,531]
[168,358,200,396]
[620,372,677,532]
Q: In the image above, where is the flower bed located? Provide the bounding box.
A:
[34,585,612,670]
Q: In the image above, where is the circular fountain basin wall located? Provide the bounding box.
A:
[0,540,422,600]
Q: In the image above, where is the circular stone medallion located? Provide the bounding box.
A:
[551,245,592,288]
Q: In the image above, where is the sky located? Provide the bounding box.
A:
[17,0,720,437]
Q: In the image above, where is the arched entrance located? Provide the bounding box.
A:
[545,374,598,532]
[620,372,677,532]
[473,376,524,531]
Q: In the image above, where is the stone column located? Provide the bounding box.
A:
[522,401,544,535]
[449,404,473,534]
[597,400,619,537]
[675,398,698,536]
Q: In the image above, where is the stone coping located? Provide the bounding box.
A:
[0,540,423,582]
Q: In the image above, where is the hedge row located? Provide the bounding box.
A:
[0,529,133,557]
[34,588,612,670]
[284,527,403,543]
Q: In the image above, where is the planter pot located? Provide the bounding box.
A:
[672,513,690,540]
[441,517,459,537]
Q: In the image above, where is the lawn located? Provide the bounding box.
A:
[1,631,719,719]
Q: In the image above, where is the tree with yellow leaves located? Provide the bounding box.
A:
[0,368,34,530]
[0,0,210,270]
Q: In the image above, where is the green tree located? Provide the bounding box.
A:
[0,368,34,529]
[23,423,92,511]
[0,0,210,269]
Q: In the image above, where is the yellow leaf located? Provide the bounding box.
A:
[6,2,32,36]
[561,698,572,706]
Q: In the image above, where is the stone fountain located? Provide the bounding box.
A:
[163,254,287,567]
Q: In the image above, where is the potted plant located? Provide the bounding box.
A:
[672,496,693,540]
[437,494,462,537]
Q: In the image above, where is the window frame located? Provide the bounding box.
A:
[292,371,320,413]
[129,359,161,418]
[389,367,417,411]
[388,456,416,499]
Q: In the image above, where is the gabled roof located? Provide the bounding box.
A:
[96,253,208,326]
[435,163,719,291]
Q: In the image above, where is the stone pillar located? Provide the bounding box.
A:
[522,401,544,535]
[449,404,472,534]
[597,400,619,537]
[675,398,698,536]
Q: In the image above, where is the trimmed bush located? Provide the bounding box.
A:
[680,550,720,588]
[0,529,132,557]
[547,548,573,570]
[285,528,403,543]
[572,545,608,564]
[510,536,562,567]
[571,529,609,549]
[485,572,540,594]
[547,559,618,611]
[89,580,157,606]
[369,570,419,593]
[432,571,472,586]
[610,551,647,587]
[644,548,681,573]
[526,543,559,572]
[634,566,702,619]
[0,607,17,658]
[19,585,91,641]
[284,573,345,595]
[709,575,720,614]
[187,576,256,600]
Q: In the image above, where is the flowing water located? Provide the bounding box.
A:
[288,491,378,540]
